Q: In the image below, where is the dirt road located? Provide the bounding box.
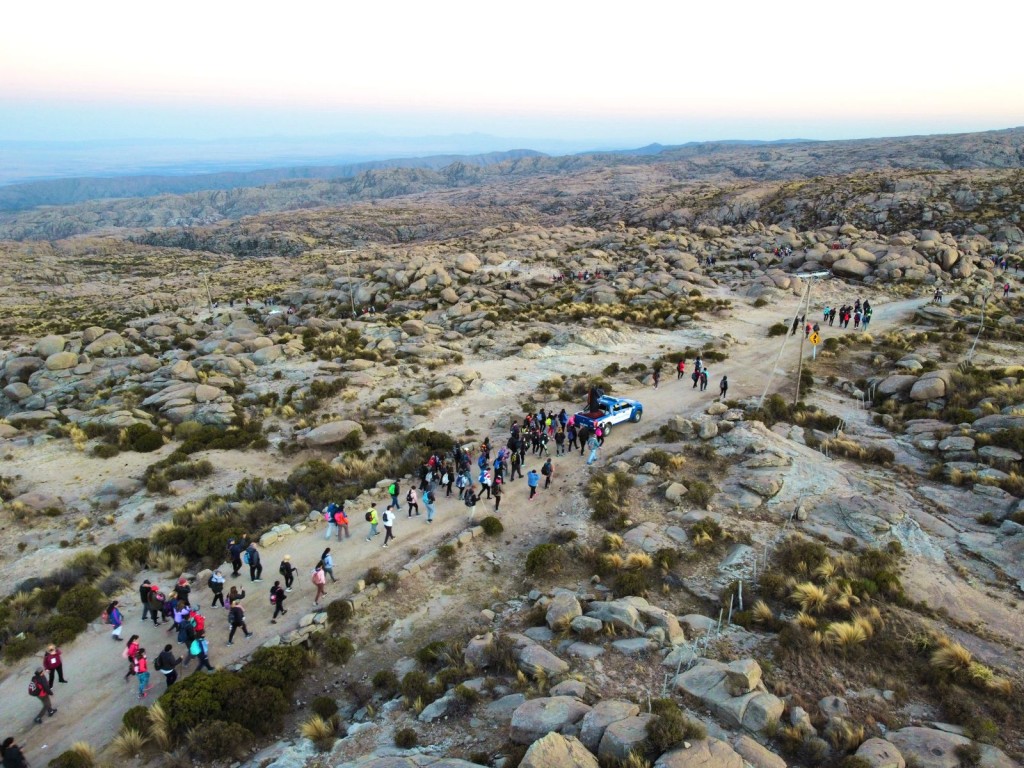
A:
[0,292,928,762]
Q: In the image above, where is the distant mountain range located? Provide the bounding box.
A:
[0,138,821,212]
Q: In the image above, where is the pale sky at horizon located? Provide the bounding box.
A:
[2,0,1023,146]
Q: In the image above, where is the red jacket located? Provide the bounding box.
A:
[43,649,62,670]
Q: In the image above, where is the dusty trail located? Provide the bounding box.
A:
[0,294,928,763]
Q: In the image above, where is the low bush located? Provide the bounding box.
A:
[47,744,95,768]
[768,322,789,337]
[525,543,566,575]
[55,584,104,623]
[686,480,715,507]
[480,516,504,536]
[122,706,151,735]
[326,599,353,630]
[645,698,706,755]
[372,669,399,694]
[395,728,419,749]
[322,635,355,665]
[310,696,339,720]
[187,721,253,761]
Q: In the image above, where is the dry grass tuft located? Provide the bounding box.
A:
[791,582,829,614]
[299,714,337,750]
[931,639,973,674]
[623,552,653,570]
[751,600,774,623]
[68,742,96,767]
[825,621,868,650]
[112,729,148,759]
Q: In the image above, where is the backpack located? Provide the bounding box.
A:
[334,510,346,525]
[243,550,251,565]
[388,483,396,495]
[426,491,435,504]
[406,489,414,503]
[542,463,551,476]
[208,574,216,589]
[270,591,277,604]
[28,679,41,697]
[190,639,202,656]
[464,491,477,507]
[154,591,166,604]
[441,472,450,485]
[193,613,205,632]
[365,511,373,522]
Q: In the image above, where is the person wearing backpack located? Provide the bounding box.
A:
[492,478,502,512]
[456,471,469,499]
[323,502,338,540]
[134,648,150,699]
[541,458,553,489]
[246,543,263,582]
[105,600,123,641]
[28,667,56,723]
[147,585,165,626]
[527,469,540,500]
[365,506,379,540]
[443,465,454,497]
[334,505,350,540]
[320,548,337,582]
[463,485,478,515]
[478,468,492,499]
[227,600,253,645]
[406,488,420,517]
[124,635,140,681]
[423,487,437,523]
[228,539,244,577]
[209,570,226,607]
[190,630,214,672]
[311,564,328,606]
[156,644,182,689]
[388,480,400,509]
[381,505,396,548]
[279,556,297,591]
[270,581,288,623]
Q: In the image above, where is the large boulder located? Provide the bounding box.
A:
[910,370,951,401]
[888,727,1015,768]
[510,696,592,744]
[3,382,33,402]
[302,420,363,447]
[517,642,570,677]
[455,252,481,274]
[832,258,872,278]
[654,739,745,768]
[579,700,640,752]
[3,356,44,383]
[546,592,583,631]
[34,335,66,357]
[84,331,127,356]
[45,351,78,371]
[855,737,905,768]
[674,659,783,734]
[520,733,599,768]
[194,384,224,403]
[585,600,646,633]
[732,735,787,768]
[877,375,918,397]
[598,715,654,763]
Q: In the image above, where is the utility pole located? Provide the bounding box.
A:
[793,272,829,405]
[967,291,993,363]
[758,279,810,409]
[202,273,214,322]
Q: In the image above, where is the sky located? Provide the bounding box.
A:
[2,0,1023,151]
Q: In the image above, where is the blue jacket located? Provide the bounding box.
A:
[527,471,540,488]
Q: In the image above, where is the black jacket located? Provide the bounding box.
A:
[139,581,151,603]
[229,605,245,625]
[2,743,28,768]
[156,650,180,673]
[247,548,261,566]
[31,672,52,697]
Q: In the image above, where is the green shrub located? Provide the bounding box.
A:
[372,669,399,693]
[768,322,789,337]
[310,696,339,720]
[326,599,353,630]
[480,516,504,536]
[395,728,419,748]
[130,427,164,453]
[416,640,447,666]
[686,480,715,507]
[437,543,458,563]
[44,614,88,645]
[400,670,441,706]
[91,443,120,459]
[46,749,94,768]
[614,570,653,598]
[645,698,707,755]
[55,584,104,622]
[323,635,355,665]
[121,706,151,735]
[187,721,253,761]
[525,543,565,575]
[2,634,40,662]
[243,646,309,694]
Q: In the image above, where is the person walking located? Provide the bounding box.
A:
[509,451,523,481]
[323,502,338,540]
[334,504,350,540]
[1004,282,1011,299]
[270,581,288,623]
[156,644,182,690]
[227,600,253,645]
[388,480,400,509]
[492,479,502,512]
[246,543,263,582]
[479,468,492,499]
[566,424,578,454]
[406,487,420,517]
[541,458,553,489]
[311,564,327,606]
[365,505,379,540]
[190,630,215,672]
[1,737,28,768]
[123,634,140,681]
[527,469,540,500]
[652,366,661,389]
[320,548,337,582]
[209,570,226,607]
[134,648,151,699]
[381,505,396,548]
[443,465,454,497]
[692,369,700,389]
[586,433,601,466]
[139,578,154,622]
[279,556,297,591]
[720,375,729,399]
[554,428,565,455]
[700,370,709,392]
[174,577,191,607]
[106,600,124,641]
[28,668,56,723]
[43,644,67,686]
[677,359,686,380]
[147,585,164,626]
[423,487,437,523]
[228,539,244,577]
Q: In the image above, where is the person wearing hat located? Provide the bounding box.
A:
[147,585,165,627]
[175,577,191,607]
[28,667,56,723]
[1,736,28,768]
[43,643,67,686]
[279,556,297,592]
[139,578,154,622]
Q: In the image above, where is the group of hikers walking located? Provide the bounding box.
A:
[672,355,728,398]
